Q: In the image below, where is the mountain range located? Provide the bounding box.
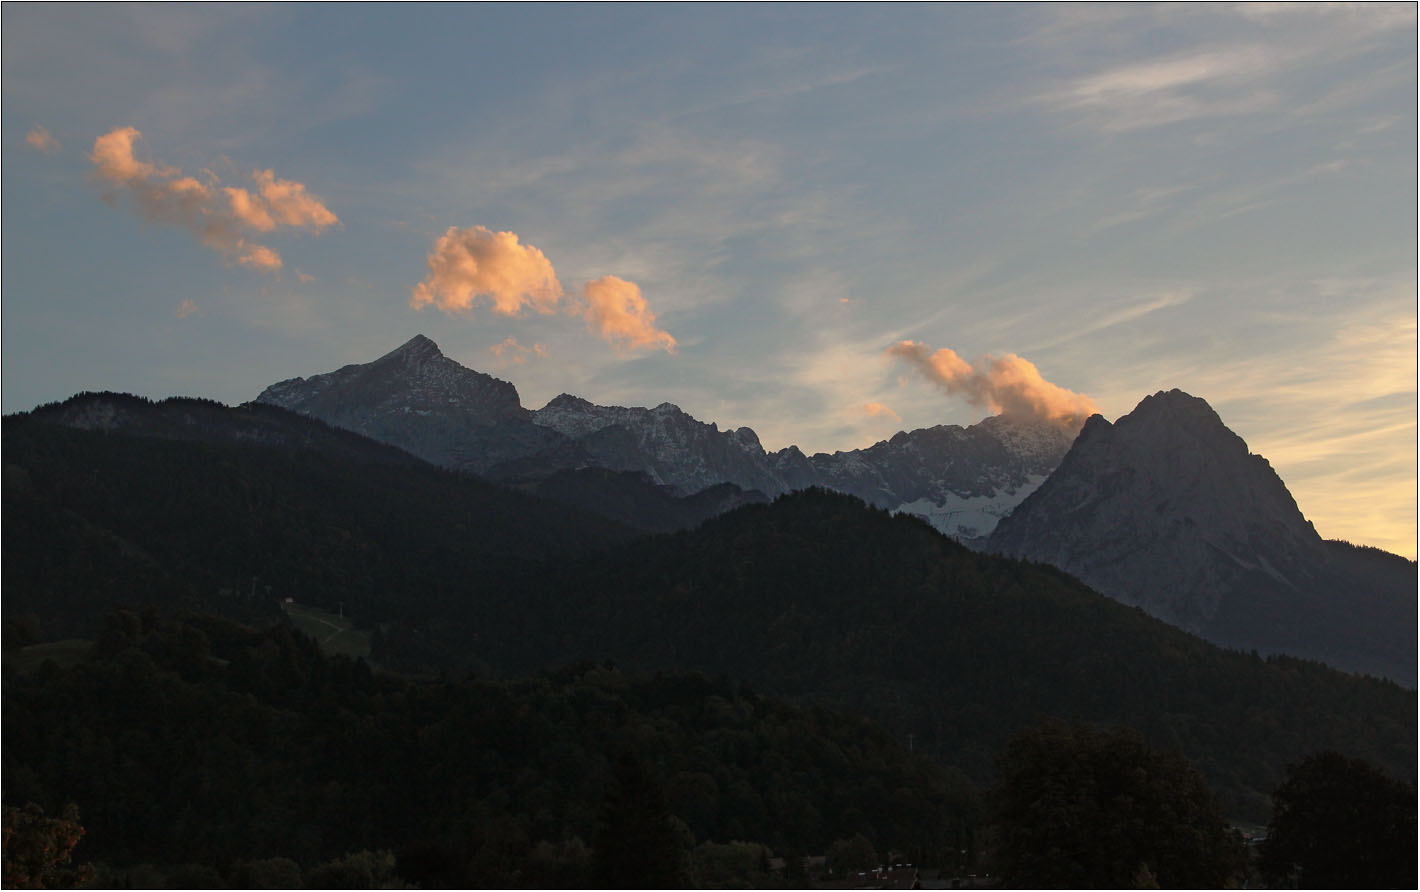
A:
[257,335,1066,542]
[255,334,1415,683]
[3,411,1412,824]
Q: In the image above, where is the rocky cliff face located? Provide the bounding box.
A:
[256,335,564,472]
[529,394,787,496]
[988,390,1415,682]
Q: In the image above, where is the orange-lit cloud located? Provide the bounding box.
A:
[89,127,337,275]
[863,401,902,422]
[579,275,677,353]
[488,335,547,366]
[296,271,316,284]
[237,245,283,272]
[176,299,198,319]
[411,226,563,316]
[26,125,60,155]
[251,170,340,230]
[886,340,1098,429]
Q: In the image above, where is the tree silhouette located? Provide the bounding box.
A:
[1260,750,1417,888]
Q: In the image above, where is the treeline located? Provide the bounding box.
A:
[3,610,979,887]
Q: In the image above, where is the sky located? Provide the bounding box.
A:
[3,4,1416,556]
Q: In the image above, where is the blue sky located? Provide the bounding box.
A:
[3,4,1415,555]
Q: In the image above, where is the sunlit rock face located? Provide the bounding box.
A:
[989,390,1416,684]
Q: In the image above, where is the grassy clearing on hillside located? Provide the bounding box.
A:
[3,638,93,674]
[282,602,371,660]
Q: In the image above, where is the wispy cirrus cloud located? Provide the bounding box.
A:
[89,126,338,274]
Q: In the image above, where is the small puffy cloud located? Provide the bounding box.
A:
[488,336,546,366]
[89,126,337,276]
[26,125,60,155]
[176,299,199,319]
[886,340,1098,429]
[237,245,283,272]
[91,126,174,181]
[252,169,339,230]
[411,226,563,316]
[224,186,276,231]
[296,271,316,284]
[862,401,902,422]
[579,275,677,353]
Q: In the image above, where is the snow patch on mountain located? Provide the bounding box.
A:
[893,473,1049,540]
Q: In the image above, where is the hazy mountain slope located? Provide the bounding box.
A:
[510,467,769,534]
[988,390,1416,683]
[22,391,429,468]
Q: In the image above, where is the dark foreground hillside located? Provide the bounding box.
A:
[3,415,1413,828]
[3,612,978,887]
[3,414,635,642]
[412,488,1414,821]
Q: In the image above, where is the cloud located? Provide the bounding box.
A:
[409,227,677,355]
[89,126,337,275]
[886,340,1098,429]
[237,244,283,272]
[862,401,901,422]
[579,275,677,353]
[25,124,60,155]
[411,225,563,316]
[250,169,340,230]
[488,336,547,366]
[175,299,198,319]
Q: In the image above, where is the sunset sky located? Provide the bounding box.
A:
[4,5,1415,556]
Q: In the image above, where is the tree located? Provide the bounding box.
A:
[991,721,1242,888]
[826,834,879,874]
[593,752,692,888]
[1260,750,1417,889]
[2,802,93,889]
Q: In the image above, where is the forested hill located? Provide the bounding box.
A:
[3,415,1413,825]
[3,612,980,887]
[2,414,637,642]
[412,488,1415,821]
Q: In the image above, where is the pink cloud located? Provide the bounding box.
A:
[26,125,60,156]
[886,340,1098,429]
[411,226,563,316]
[579,275,677,353]
[863,401,902,422]
[89,126,337,276]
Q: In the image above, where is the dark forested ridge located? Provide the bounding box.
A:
[429,488,1414,821]
[2,407,1415,885]
[3,412,635,641]
[3,612,978,887]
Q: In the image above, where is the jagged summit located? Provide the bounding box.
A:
[253,336,1078,539]
[988,390,1413,682]
[378,333,444,365]
[254,335,549,472]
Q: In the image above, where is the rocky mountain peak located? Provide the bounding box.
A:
[379,333,445,367]
[981,390,1408,676]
